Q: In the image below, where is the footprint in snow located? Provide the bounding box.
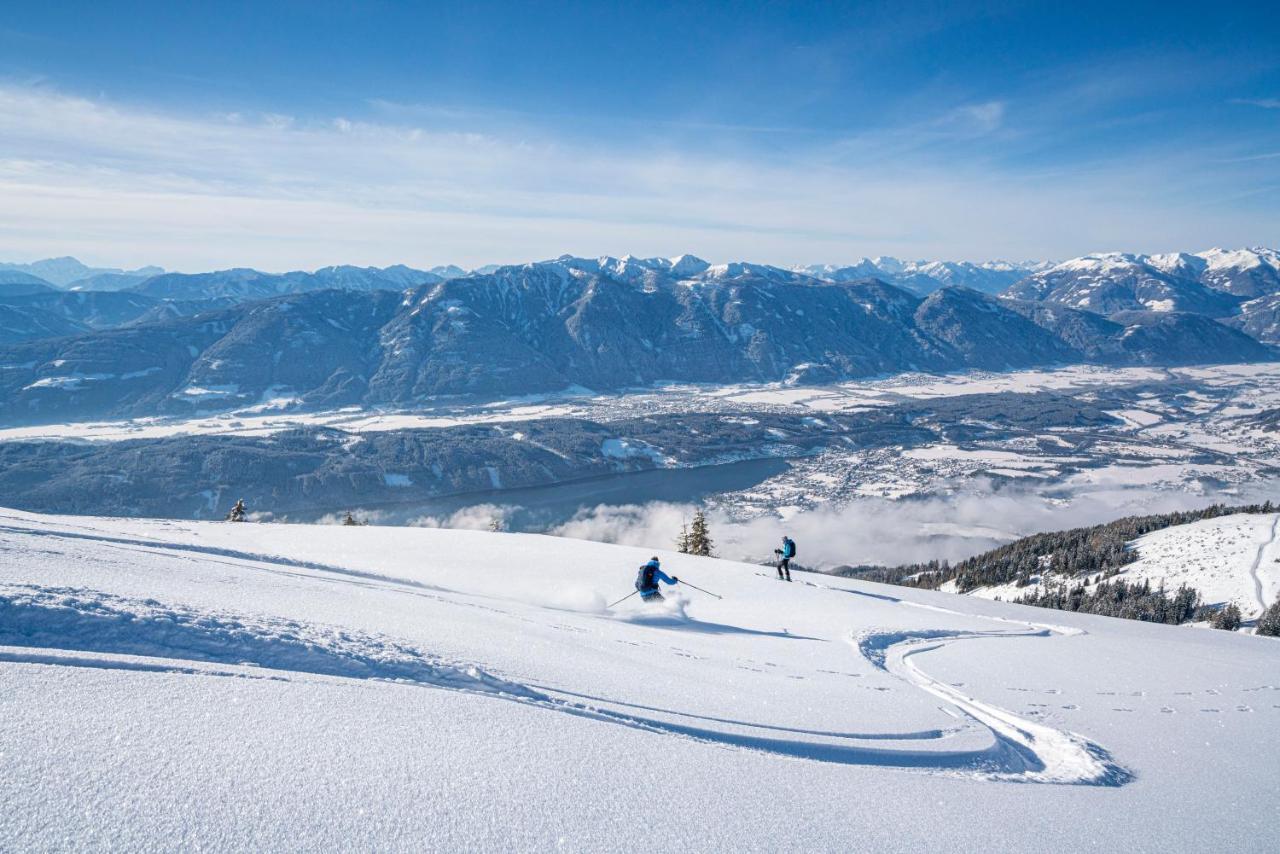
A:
[1160,707,1175,714]
[1061,704,1079,710]
[1205,688,1221,695]
[1200,708,1220,713]
[1112,708,1134,713]
[1236,705,1252,713]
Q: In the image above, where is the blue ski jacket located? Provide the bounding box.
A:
[635,561,677,595]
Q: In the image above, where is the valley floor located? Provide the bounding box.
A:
[2,508,1278,851]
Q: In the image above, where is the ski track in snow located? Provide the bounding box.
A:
[816,579,1130,786]
[1,585,1132,787]
[0,519,1133,788]
[1248,515,1279,614]
[855,628,1128,786]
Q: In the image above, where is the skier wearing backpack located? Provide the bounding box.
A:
[635,556,678,602]
[774,536,796,581]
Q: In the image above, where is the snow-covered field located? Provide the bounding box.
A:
[970,512,1280,618]
[2,509,1278,851]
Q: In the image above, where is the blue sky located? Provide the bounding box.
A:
[1,1,1277,271]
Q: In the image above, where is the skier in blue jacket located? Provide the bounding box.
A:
[774,535,796,582]
[635,557,678,602]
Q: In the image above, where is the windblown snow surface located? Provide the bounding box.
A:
[1,509,1277,851]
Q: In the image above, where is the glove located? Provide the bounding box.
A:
[672,576,679,583]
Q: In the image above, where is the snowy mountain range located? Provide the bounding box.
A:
[1005,248,1280,340]
[795,257,1053,295]
[0,248,1278,424]
[128,264,455,300]
[3,247,1275,307]
[0,255,1273,425]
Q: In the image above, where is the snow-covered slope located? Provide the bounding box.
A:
[1004,253,1242,316]
[1005,247,1280,318]
[968,512,1280,618]
[2,509,1277,851]
[1124,513,1280,615]
[1196,247,1280,298]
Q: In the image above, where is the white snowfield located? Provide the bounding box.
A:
[1,510,1278,852]
[1127,513,1280,615]
[970,512,1280,618]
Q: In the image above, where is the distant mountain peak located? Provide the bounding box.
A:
[667,254,710,276]
[0,257,167,288]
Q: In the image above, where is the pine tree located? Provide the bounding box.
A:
[1211,603,1242,631]
[687,509,714,557]
[488,517,506,533]
[1171,584,1198,624]
[675,522,691,554]
[343,511,360,526]
[1255,596,1280,637]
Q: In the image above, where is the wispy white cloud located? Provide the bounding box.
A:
[0,83,1273,271]
[938,100,1007,136]
[1232,97,1280,109]
[1219,151,1280,163]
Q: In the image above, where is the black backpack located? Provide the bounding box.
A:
[637,563,657,590]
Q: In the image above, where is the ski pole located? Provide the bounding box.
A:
[607,590,639,609]
[677,580,722,600]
